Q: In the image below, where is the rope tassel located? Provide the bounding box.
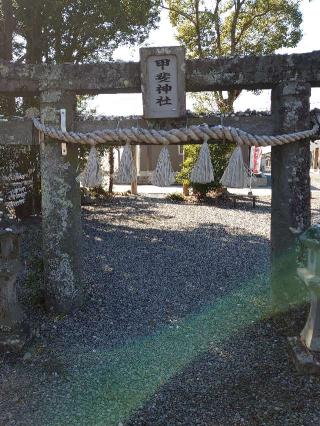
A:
[151,145,175,187]
[115,142,136,184]
[77,145,102,188]
[190,137,214,184]
[220,146,250,188]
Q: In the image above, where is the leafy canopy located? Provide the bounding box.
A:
[10,0,161,63]
[166,0,302,58]
[165,0,303,112]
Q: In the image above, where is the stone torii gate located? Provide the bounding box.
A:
[1,50,320,313]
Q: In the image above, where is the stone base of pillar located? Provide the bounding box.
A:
[287,336,320,375]
[0,226,31,352]
[0,322,31,353]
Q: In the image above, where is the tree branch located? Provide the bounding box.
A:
[213,0,222,56]
[160,1,196,25]
[194,0,203,57]
[235,8,273,47]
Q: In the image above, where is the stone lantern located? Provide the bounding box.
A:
[0,226,29,352]
[297,224,320,351]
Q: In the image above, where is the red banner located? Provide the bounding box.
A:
[250,147,262,174]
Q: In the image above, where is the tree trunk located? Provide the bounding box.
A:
[19,1,44,216]
[23,1,43,110]
[214,89,241,113]
[0,0,15,115]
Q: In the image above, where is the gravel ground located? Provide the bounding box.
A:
[1,195,320,425]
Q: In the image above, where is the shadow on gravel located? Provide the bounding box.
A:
[127,317,320,426]
[207,200,271,215]
[1,199,273,426]
[150,196,272,215]
[83,196,175,223]
[79,210,270,344]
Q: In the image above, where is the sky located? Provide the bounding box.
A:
[88,0,320,116]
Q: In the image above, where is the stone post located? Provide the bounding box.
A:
[299,273,320,351]
[39,90,82,313]
[296,225,320,351]
[271,81,311,311]
[0,227,29,352]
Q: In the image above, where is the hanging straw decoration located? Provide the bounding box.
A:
[115,142,136,184]
[77,145,102,188]
[190,136,214,184]
[151,144,175,187]
[220,145,251,188]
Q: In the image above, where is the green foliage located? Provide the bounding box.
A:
[177,143,234,195]
[167,0,302,57]
[166,192,185,202]
[80,185,112,205]
[77,95,96,116]
[192,93,219,114]
[13,0,161,63]
[166,0,303,112]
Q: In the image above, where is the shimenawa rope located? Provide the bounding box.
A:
[32,117,319,148]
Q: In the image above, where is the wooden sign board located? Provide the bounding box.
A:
[140,46,186,119]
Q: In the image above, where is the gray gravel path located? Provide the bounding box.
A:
[1,195,320,425]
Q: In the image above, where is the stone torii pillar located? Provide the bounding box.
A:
[39,89,83,313]
[271,81,311,311]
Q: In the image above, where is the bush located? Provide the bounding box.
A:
[176,143,234,196]
[166,192,184,202]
